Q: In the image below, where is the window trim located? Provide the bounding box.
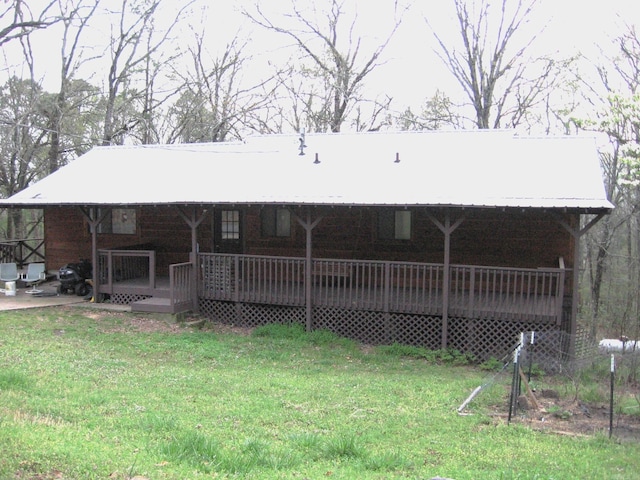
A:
[378,210,412,241]
[220,210,241,240]
[96,207,137,235]
[261,207,292,238]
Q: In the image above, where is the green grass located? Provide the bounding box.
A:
[0,308,638,479]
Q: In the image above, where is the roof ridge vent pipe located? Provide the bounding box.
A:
[299,129,306,155]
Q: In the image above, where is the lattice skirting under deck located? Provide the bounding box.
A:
[198,299,566,361]
[110,293,151,305]
[446,317,558,362]
[198,298,305,327]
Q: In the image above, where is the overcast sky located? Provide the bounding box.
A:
[5,0,640,112]
[201,0,640,107]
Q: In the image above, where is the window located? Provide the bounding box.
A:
[378,210,411,240]
[261,207,291,237]
[97,208,137,235]
[221,210,240,240]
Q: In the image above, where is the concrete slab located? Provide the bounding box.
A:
[0,281,87,311]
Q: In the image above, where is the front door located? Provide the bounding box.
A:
[213,209,243,254]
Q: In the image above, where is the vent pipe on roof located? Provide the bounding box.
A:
[299,129,306,155]
[395,152,400,163]
[314,153,320,164]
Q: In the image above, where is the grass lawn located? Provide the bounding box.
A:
[0,307,638,479]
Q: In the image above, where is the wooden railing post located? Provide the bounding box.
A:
[169,263,176,307]
[383,262,391,342]
[107,251,113,292]
[234,255,240,303]
[557,257,566,326]
[468,266,476,318]
[383,262,391,313]
[149,251,156,290]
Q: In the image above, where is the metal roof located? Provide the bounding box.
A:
[0,130,614,212]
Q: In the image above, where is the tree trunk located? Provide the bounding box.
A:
[590,218,612,337]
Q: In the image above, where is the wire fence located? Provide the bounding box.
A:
[458,328,640,440]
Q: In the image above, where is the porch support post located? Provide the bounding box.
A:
[293,209,324,332]
[78,206,110,303]
[554,211,607,358]
[177,206,208,313]
[427,209,465,350]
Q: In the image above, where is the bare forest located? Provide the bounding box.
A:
[1,0,639,340]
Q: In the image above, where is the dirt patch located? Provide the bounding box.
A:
[70,308,184,334]
[73,307,254,336]
[491,390,640,441]
[529,402,636,438]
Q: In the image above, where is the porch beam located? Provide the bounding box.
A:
[553,211,607,358]
[554,212,606,239]
[176,206,209,313]
[427,209,465,350]
[293,209,324,332]
[78,206,110,302]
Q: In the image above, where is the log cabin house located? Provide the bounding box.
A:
[0,131,613,359]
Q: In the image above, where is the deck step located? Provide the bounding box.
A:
[131,297,184,314]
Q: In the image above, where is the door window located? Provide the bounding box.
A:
[221,210,240,240]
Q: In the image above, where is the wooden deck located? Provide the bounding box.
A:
[95,251,566,324]
[97,249,193,314]
[197,254,566,324]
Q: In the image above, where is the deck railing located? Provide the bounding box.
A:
[311,259,445,314]
[0,238,45,267]
[448,265,565,322]
[199,254,305,306]
[198,253,566,323]
[97,249,156,295]
[95,250,566,323]
[170,262,193,312]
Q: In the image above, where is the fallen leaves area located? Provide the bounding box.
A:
[79,308,253,336]
[492,387,640,441]
[80,309,182,333]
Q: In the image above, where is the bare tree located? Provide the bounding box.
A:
[101,0,191,145]
[0,0,58,47]
[166,31,275,143]
[40,0,100,173]
[431,0,553,129]
[597,26,640,95]
[246,0,404,133]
